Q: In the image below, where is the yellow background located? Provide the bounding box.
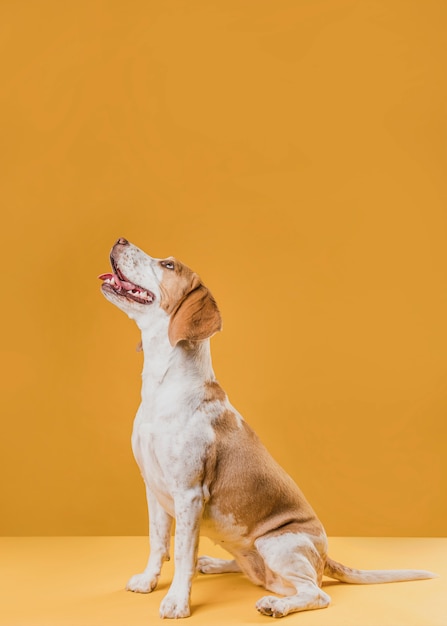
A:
[0,1,445,537]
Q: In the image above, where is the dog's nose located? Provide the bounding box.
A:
[115,237,129,246]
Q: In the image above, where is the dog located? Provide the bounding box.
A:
[99,237,436,619]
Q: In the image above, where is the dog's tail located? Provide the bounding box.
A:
[324,557,437,584]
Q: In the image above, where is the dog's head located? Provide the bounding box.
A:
[99,238,222,346]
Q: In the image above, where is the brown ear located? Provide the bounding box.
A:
[168,284,222,346]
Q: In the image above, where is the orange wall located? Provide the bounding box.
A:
[1,1,445,536]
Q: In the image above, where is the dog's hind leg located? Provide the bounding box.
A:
[254,532,331,618]
[197,555,241,574]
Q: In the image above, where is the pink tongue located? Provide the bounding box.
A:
[98,273,136,291]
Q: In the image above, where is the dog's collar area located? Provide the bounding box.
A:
[98,272,155,304]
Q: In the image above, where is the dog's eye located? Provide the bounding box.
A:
[161,260,175,270]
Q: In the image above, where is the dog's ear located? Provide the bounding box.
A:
[168,284,222,346]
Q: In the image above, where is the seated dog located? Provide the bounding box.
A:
[99,238,435,619]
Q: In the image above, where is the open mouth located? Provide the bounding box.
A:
[98,266,155,305]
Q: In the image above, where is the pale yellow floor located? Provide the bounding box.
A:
[0,536,444,626]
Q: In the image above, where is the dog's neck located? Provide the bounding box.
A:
[139,315,215,400]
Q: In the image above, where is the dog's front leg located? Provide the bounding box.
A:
[127,486,172,593]
[159,489,204,619]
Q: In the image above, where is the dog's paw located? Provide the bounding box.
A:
[126,571,158,593]
[197,555,239,574]
[256,595,289,618]
[159,594,191,619]
[197,555,219,574]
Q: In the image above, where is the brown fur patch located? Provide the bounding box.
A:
[205,411,324,542]
[168,285,222,346]
[158,258,200,314]
[204,381,227,403]
[158,258,222,346]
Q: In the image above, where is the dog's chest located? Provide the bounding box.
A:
[131,398,215,509]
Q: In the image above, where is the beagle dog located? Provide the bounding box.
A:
[99,238,435,619]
